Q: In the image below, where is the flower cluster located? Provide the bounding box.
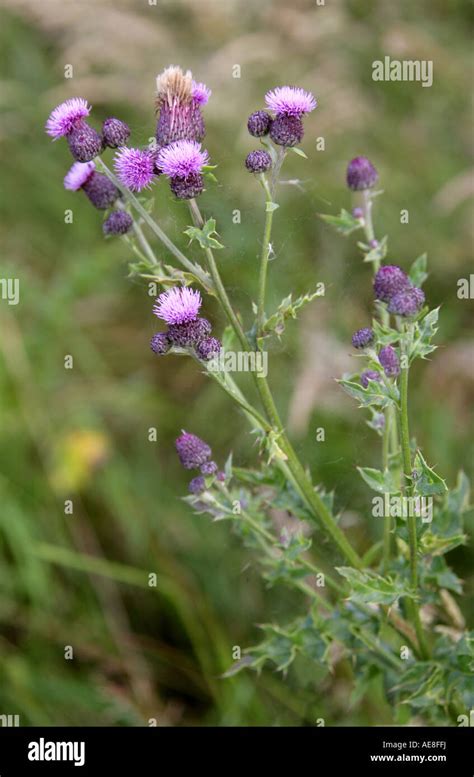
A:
[151,286,221,360]
[47,98,133,235]
[245,85,316,172]
[175,431,224,494]
[374,265,425,316]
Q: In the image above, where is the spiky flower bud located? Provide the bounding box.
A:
[102,117,130,148]
[269,114,304,147]
[388,287,425,317]
[189,476,206,494]
[103,210,133,235]
[247,110,272,137]
[379,346,400,378]
[150,332,171,355]
[196,336,221,361]
[176,431,211,470]
[360,370,382,388]
[167,318,212,347]
[170,172,204,199]
[373,265,411,303]
[245,150,272,173]
[346,156,378,191]
[67,121,103,162]
[200,460,218,476]
[352,327,374,349]
[82,172,119,209]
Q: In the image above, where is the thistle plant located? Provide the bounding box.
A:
[46,66,472,725]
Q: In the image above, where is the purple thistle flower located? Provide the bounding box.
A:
[64,162,118,209]
[373,265,411,303]
[153,286,202,325]
[265,86,317,117]
[379,346,400,378]
[352,327,374,349]
[114,147,156,192]
[157,140,209,179]
[176,431,212,470]
[167,317,212,347]
[170,172,205,200]
[245,150,272,173]
[360,369,382,389]
[388,286,425,317]
[155,66,208,146]
[64,161,95,191]
[45,98,91,139]
[189,475,206,494]
[150,332,171,355]
[247,110,272,137]
[216,471,226,482]
[346,156,378,191]
[192,81,211,106]
[269,114,304,147]
[103,210,133,236]
[102,117,130,148]
[200,460,218,476]
[352,207,364,219]
[196,337,222,361]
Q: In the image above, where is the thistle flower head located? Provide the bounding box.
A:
[81,172,119,210]
[102,117,130,148]
[153,286,202,325]
[157,140,209,178]
[189,475,206,494]
[196,336,222,361]
[45,98,91,138]
[192,81,211,106]
[346,156,378,191]
[150,332,171,355]
[64,161,95,191]
[360,369,382,389]
[114,147,155,191]
[155,66,208,146]
[245,150,272,173]
[269,114,304,147]
[379,345,400,378]
[265,86,317,117]
[352,327,374,349]
[200,460,218,476]
[373,265,411,303]
[156,65,194,107]
[103,210,133,236]
[247,110,272,137]
[176,431,212,470]
[167,317,212,347]
[388,286,425,317]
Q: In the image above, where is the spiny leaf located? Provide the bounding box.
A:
[319,208,363,236]
[184,217,224,250]
[336,567,413,605]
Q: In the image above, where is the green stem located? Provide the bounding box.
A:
[398,334,431,660]
[257,175,274,337]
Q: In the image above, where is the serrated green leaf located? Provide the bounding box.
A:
[409,253,428,287]
[337,377,398,409]
[262,288,324,337]
[336,566,412,605]
[409,307,439,361]
[319,208,363,236]
[357,467,398,494]
[184,217,225,250]
[413,450,447,496]
[265,201,279,212]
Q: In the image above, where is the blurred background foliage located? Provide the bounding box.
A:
[0,0,472,725]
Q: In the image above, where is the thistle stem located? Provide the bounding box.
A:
[398,332,431,660]
[256,175,274,338]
